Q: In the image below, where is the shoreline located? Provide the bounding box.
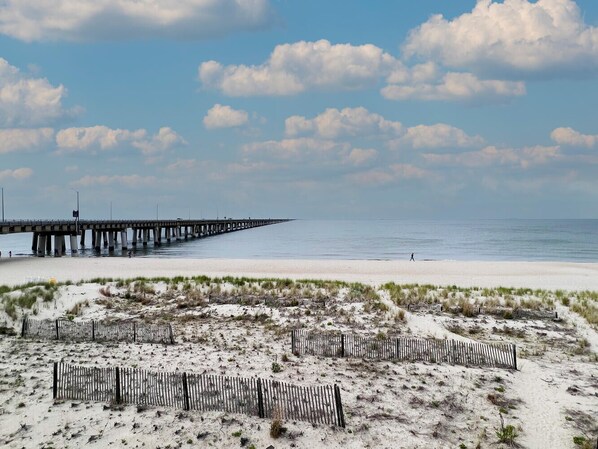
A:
[2,257,598,290]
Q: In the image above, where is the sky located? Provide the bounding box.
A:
[0,0,597,220]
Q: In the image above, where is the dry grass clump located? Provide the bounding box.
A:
[67,301,89,317]
[98,286,112,297]
[176,288,206,309]
[269,405,284,438]
[570,299,598,327]
[133,281,155,295]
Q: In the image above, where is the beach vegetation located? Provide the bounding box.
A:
[573,436,594,449]
[99,286,112,297]
[496,414,518,446]
[394,309,406,322]
[271,362,282,373]
[269,406,284,438]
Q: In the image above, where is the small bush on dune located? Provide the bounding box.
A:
[269,406,285,439]
[496,413,518,446]
[573,436,594,449]
[99,286,112,297]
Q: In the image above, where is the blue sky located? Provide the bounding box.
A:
[0,0,597,220]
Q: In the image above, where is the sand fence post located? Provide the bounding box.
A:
[340,334,345,358]
[291,329,296,354]
[333,384,345,428]
[169,324,175,344]
[257,378,265,418]
[91,320,95,341]
[55,319,59,340]
[182,372,190,411]
[20,316,27,338]
[115,367,121,404]
[52,362,58,399]
[512,344,517,370]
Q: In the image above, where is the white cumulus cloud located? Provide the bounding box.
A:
[242,137,346,159]
[56,125,185,154]
[0,167,33,180]
[131,127,186,155]
[550,127,598,148]
[341,148,378,166]
[285,107,402,138]
[0,0,273,42]
[348,164,429,185]
[0,128,54,154]
[199,39,398,96]
[71,174,157,188]
[389,123,484,149]
[204,104,249,129]
[382,72,525,102]
[423,145,561,168]
[284,107,482,150]
[0,58,74,127]
[403,0,598,77]
[56,126,145,151]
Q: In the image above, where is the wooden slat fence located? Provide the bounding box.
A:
[405,303,558,320]
[292,330,517,370]
[53,362,345,427]
[22,318,174,344]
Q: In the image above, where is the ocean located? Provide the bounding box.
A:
[0,219,597,262]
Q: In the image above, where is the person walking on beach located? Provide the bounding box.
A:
[410,252,415,261]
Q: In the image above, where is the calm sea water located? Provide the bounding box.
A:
[0,220,597,262]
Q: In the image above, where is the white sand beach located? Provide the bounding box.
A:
[2,257,598,290]
[1,258,597,449]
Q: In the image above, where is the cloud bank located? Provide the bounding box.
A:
[56,126,185,154]
[0,0,274,42]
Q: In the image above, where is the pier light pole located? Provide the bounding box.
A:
[110,201,112,220]
[1,187,4,222]
[71,189,79,233]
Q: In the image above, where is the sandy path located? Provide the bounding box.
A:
[510,359,595,449]
[1,257,598,290]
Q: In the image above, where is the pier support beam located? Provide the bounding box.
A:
[80,230,85,247]
[153,227,160,246]
[54,235,62,257]
[37,234,46,257]
[132,228,137,246]
[94,231,102,251]
[32,232,38,252]
[121,230,128,250]
[108,232,115,252]
[46,234,52,254]
[166,227,171,242]
[143,229,149,246]
[102,232,108,248]
[70,235,78,254]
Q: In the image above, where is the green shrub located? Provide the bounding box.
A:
[496,424,518,445]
